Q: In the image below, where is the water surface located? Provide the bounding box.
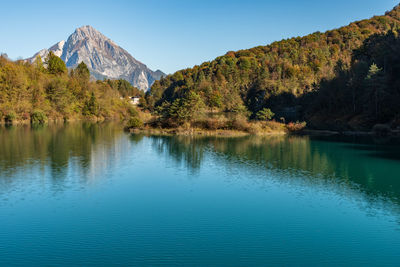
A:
[0,123,400,266]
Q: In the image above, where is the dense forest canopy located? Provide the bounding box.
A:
[145,5,400,130]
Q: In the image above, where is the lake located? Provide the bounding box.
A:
[0,123,400,266]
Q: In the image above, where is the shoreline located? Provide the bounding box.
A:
[128,127,287,137]
[0,116,115,126]
[301,129,400,137]
[3,121,399,139]
[128,126,400,138]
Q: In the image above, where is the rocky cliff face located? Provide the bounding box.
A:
[28,25,164,90]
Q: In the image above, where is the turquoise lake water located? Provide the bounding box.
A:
[0,123,400,266]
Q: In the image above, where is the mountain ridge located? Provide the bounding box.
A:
[28,25,164,90]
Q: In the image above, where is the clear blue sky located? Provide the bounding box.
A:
[0,0,398,74]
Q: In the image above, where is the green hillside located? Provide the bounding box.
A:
[146,4,400,130]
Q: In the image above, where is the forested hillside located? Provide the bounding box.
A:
[0,53,138,124]
[145,5,400,130]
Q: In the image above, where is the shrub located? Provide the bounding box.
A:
[206,117,228,130]
[286,121,307,132]
[246,122,264,134]
[20,112,30,120]
[4,111,16,124]
[126,116,143,129]
[372,124,391,136]
[256,108,275,121]
[155,117,181,128]
[265,120,285,132]
[228,115,249,131]
[31,110,47,125]
[231,103,251,117]
[128,106,139,117]
[194,116,228,130]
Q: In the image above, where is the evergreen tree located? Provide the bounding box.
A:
[256,108,275,121]
[83,92,99,116]
[75,62,90,81]
[34,55,44,72]
[365,63,385,119]
[46,51,67,75]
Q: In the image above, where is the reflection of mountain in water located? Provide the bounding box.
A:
[148,135,400,205]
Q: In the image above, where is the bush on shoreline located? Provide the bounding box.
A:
[4,111,16,124]
[286,121,307,132]
[31,110,47,125]
[126,116,144,129]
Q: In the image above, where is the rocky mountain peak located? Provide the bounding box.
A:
[27,25,164,90]
[72,25,112,44]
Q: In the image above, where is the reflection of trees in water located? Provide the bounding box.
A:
[0,123,125,190]
[150,136,207,172]
[1,125,399,211]
[148,135,400,203]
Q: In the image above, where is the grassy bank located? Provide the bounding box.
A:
[125,109,306,136]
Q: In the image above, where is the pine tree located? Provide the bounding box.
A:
[75,62,90,81]
[46,52,67,75]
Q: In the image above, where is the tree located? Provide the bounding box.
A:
[34,55,44,72]
[75,62,90,81]
[168,91,205,122]
[46,51,67,75]
[366,63,384,118]
[256,108,275,121]
[366,63,382,79]
[208,90,223,110]
[83,92,99,116]
[46,77,72,116]
[365,63,385,119]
